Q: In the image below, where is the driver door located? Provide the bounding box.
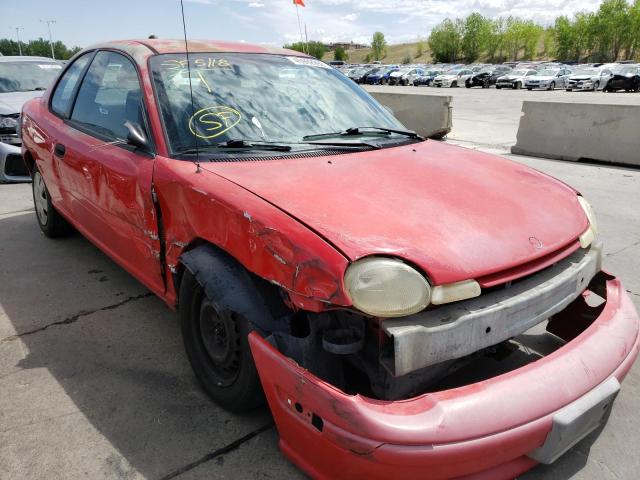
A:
[60,50,164,294]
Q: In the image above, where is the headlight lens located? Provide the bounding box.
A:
[344,257,431,317]
[578,196,598,248]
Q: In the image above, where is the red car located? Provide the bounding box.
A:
[20,40,639,479]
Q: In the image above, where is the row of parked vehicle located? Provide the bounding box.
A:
[337,61,640,93]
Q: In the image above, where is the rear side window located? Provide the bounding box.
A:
[50,54,91,117]
[71,51,143,141]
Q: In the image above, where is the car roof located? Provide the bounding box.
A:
[83,39,307,64]
[0,56,59,63]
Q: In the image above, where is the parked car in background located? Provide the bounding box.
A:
[351,67,376,84]
[413,69,442,87]
[371,66,400,85]
[1,56,62,183]
[495,69,537,89]
[433,68,473,87]
[525,67,573,90]
[388,67,410,85]
[393,67,425,86]
[566,67,613,91]
[604,65,640,92]
[466,66,512,88]
[20,39,640,480]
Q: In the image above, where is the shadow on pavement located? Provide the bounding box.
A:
[0,212,299,479]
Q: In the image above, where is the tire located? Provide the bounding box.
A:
[32,167,71,238]
[548,82,555,91]
[465,81,471,88]
[496,85,502,89]
[593,81,599,91]
[527,88,532,91]
[566,89,572,92]
[451,81,457,88]
[513,82,521,90]
[179,262,265,412]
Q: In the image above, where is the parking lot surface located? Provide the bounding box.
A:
[365,85,640,152]
[2,89,640,479]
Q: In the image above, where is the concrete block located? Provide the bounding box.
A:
[511,101,640,166]
[367,91,452,139]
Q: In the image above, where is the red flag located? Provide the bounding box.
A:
[293,0,305,6]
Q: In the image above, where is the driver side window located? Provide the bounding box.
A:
[70,51,144,141]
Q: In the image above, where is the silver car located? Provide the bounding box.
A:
[566,67,613,91]
[525,68,573,90]
[0,56,62,183]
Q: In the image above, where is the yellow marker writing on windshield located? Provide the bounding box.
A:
[188,106,242,139]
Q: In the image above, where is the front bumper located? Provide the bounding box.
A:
[568,81,595,91]
[0,140,30,183]
[250,275,640,479]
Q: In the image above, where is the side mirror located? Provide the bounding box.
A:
[124,121,150,151]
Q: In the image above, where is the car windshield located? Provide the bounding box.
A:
[0,61,62,93]
[511,70,528,76]
[536,69,559,76]
[150,53,404,154]
[572,68,597,75]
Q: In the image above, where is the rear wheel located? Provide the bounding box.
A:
[32,167,71,238]
[451,81,458,88]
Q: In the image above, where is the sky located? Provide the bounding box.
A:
[2,0,604,49]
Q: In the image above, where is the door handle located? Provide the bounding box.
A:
[54,143,66,158]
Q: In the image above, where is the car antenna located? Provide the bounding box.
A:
[180,0,201,173]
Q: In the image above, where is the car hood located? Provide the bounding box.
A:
[499,75,522,81]
[203,141,587,286]
[570,75,595,80]
[529,75,555,81]
[0,91,45,115]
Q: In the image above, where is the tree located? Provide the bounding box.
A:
[0,37,81,59]
[401,52,413,64]
[334,45,348,61]
[371,32,387,60]
[428,18,463,63]
[462,12,491,62]
[284,41,327,60]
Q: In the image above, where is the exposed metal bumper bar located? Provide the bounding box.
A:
[382,242,603,377]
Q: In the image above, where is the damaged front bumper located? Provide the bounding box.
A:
[249,274,640,479]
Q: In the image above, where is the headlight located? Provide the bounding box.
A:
[344,257,481,317]
[0,115,18,130]
[578,196,598,248]
[344,258,431,317]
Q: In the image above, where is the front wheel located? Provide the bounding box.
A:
[496,85,502,89]
[32,167,71,238]
[593,81,599,91]
[451,81,458,88]
[513,82,521,90]
[548,82,555,91]
[179,266,264,412]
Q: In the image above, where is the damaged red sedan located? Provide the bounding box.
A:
[20,40,639,479]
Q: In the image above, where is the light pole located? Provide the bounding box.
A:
[41,20,57,59]
[13,27,24,55]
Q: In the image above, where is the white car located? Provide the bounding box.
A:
[524,68,573,90]
[566,67,613,91]
[0,56,62,182]
[432,68,473,88]
[495,69,537,90]
[392,67,425,86]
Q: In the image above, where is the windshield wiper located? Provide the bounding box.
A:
[174,139,292,156]
[303,140,382,150]
[303,127,423,141]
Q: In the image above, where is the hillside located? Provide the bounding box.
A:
[322,41,430,64]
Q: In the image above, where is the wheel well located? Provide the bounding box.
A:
[172,240,292,326]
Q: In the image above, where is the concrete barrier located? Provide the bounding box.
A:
[365,89,452,139]
[512,101,640,166]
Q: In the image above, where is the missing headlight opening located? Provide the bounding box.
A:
[267,254,609,401]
